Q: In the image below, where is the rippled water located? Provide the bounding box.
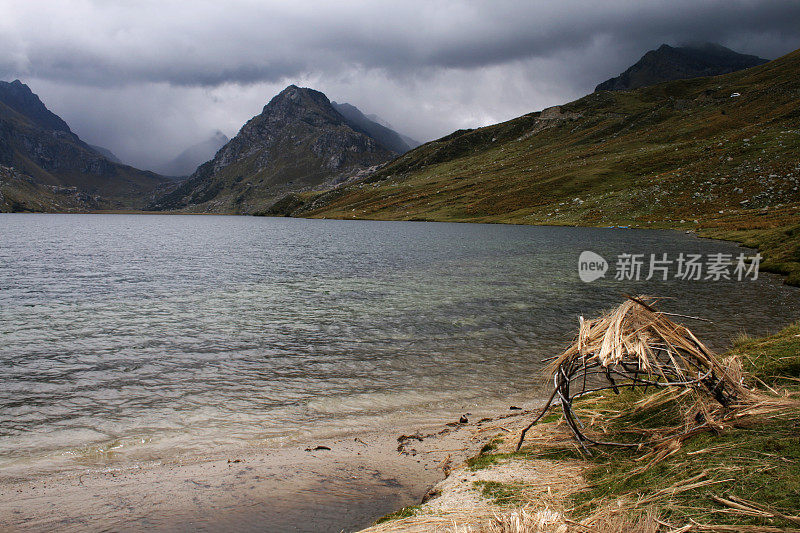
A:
[1,214,798,473]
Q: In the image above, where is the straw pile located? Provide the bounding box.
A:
[516,295,745,452]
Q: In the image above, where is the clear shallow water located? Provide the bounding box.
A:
[1,214,799,472]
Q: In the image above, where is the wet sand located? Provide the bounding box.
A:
[0,408,536,532]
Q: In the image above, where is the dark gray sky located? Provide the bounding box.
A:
[2,1,799,170]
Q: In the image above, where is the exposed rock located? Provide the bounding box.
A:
[538,106,581,120]
[0,164,106,212]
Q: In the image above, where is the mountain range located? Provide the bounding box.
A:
[0,81,415,213]
[0,43,794,234]
[1,41,771,215]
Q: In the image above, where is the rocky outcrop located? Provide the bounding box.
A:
[0,164,108,212]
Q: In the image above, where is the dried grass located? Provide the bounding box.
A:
[517,296,750,452]
[486,507,568,533]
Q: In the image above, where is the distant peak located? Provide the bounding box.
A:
[262,85,334,117]
[595,42,767,92]
[0,79,72,133]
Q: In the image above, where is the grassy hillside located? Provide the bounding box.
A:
[279,49,800,284]
[0,165,113,212]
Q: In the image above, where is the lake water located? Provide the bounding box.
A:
[1,214,799,474]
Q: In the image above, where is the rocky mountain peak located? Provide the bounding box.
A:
[149,85,396,213]
[260,85,343,126]
[0,79,72,132]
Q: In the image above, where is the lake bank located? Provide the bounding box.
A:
[361,321,800,532]
[0,403,546,532]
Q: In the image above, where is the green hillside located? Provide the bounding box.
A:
[274,48,800,285]
[0,165,110,212]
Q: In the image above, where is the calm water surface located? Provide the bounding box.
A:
[1,214,798,473]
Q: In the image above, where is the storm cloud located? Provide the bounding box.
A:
[2,0,799,169]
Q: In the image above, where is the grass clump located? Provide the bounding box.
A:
[478,437,503,455]
[374,505,421,524]
[466,451,519,471]
[733,321,800,383]
[473,481,529,506]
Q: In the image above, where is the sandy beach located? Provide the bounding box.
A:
[0,404,541,532]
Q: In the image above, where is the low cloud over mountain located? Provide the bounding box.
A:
[1,1,798,169]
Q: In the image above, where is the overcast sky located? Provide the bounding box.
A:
[1,0,799,170]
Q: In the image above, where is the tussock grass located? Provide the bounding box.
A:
[375,505,421,524]
[475,481,531,506]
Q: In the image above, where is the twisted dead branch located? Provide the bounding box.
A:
[516,296,745,452]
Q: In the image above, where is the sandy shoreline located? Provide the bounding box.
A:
[0,404,541,532]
